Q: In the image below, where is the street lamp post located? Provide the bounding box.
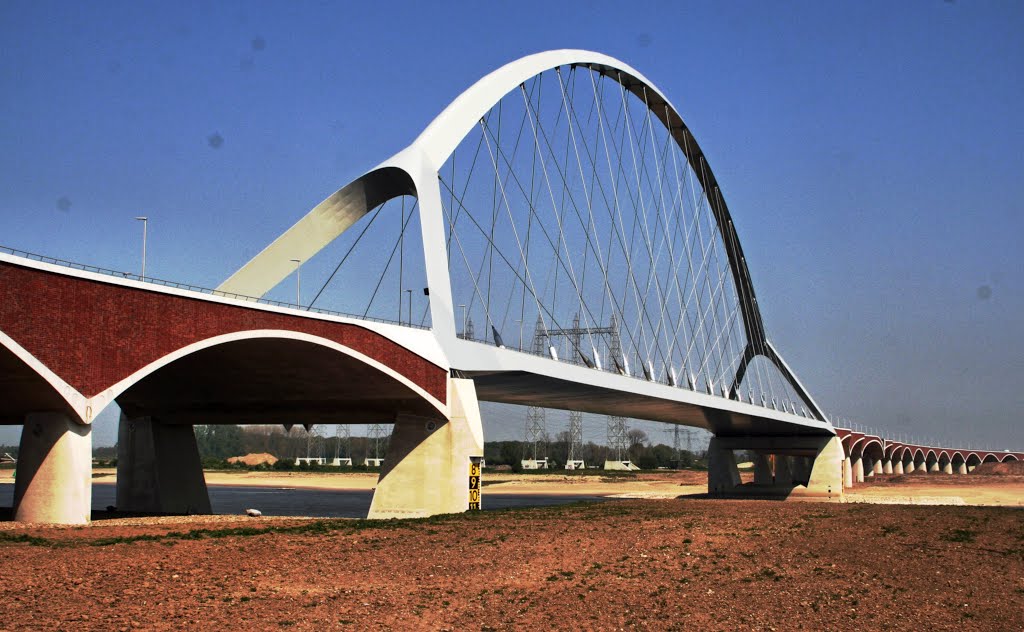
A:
[290,259,302,305]
[133,216,148,280]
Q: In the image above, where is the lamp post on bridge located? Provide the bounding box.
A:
[290,259,302,305]
[133,216,147,281]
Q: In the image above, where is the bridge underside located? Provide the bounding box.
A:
[0,345,76,424]
[118,338,442,425]
[466,370,830,437]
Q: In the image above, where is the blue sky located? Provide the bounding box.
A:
[1,1,1021,449]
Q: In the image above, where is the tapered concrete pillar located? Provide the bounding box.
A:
[368,378,484,519]
[929,461,940,473]
[776,455,795,486]
[853,456,865,484]
[116,415,211,514]
[707,437,741,495]
[894,460,904,475]
[883,459,893,474]
[753,453,772,485]
[13,412,92,524]
[843,457,853,488]
[904,460,914,474]
[873,460,884,475]
[801,436,844,499]
[942,461,953,474]
[968,465,975,473]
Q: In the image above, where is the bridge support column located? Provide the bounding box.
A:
[707,438,741,495]
[367,378,484,519]
[116,415,211,515]
[853,456,864,484]
[894,460,904,475]
[958,462,968,475]
[13,412,92,524]
[753,453,772,485]
[843,457,853,488]
[905,460,915,474]
[800,436,844,499]
[883,459,893,475]
[873,460,884,476]
[942,461,953,474]
[782,456,798,485]
[929,461,940,473]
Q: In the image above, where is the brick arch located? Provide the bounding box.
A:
[0,261,447,406]
[111,330,447,424]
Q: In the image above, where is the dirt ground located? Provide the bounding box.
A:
[1,497,1021,631]
[2,469,1022,630]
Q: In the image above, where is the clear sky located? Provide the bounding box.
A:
[1,1,1021,450]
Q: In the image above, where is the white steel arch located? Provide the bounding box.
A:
[218,49,831,433]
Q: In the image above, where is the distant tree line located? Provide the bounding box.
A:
[4,425,708,472]
[486,429,706,471]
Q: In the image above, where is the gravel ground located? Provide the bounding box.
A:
[1,498,1021,631]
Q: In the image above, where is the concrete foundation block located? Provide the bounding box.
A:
[367,378,484,519]
[117,415,211,514]
[13,412,92,524]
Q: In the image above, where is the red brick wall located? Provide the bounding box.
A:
[0,262,447,402]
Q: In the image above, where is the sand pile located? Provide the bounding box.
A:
[226,453,278,466]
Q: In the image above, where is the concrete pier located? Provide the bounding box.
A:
[707,437,742,494]
[368,378,484,519]
[116,415,211,515]
[13,412,92,524]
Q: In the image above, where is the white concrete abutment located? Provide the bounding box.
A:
[368,378,484,519]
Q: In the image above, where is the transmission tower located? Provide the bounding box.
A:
[672,425,682,467]
[605,315,629,462]
[524,316,548,461]
[368,423,385,459]
[305,424,316,458]
[567,410,583,465]
[334,424,352,460]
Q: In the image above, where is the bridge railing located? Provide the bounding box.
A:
[0,244,427,330]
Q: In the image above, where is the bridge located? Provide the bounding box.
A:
[1,50,1018,524]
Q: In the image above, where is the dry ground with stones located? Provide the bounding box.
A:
[1,493,1022,631]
